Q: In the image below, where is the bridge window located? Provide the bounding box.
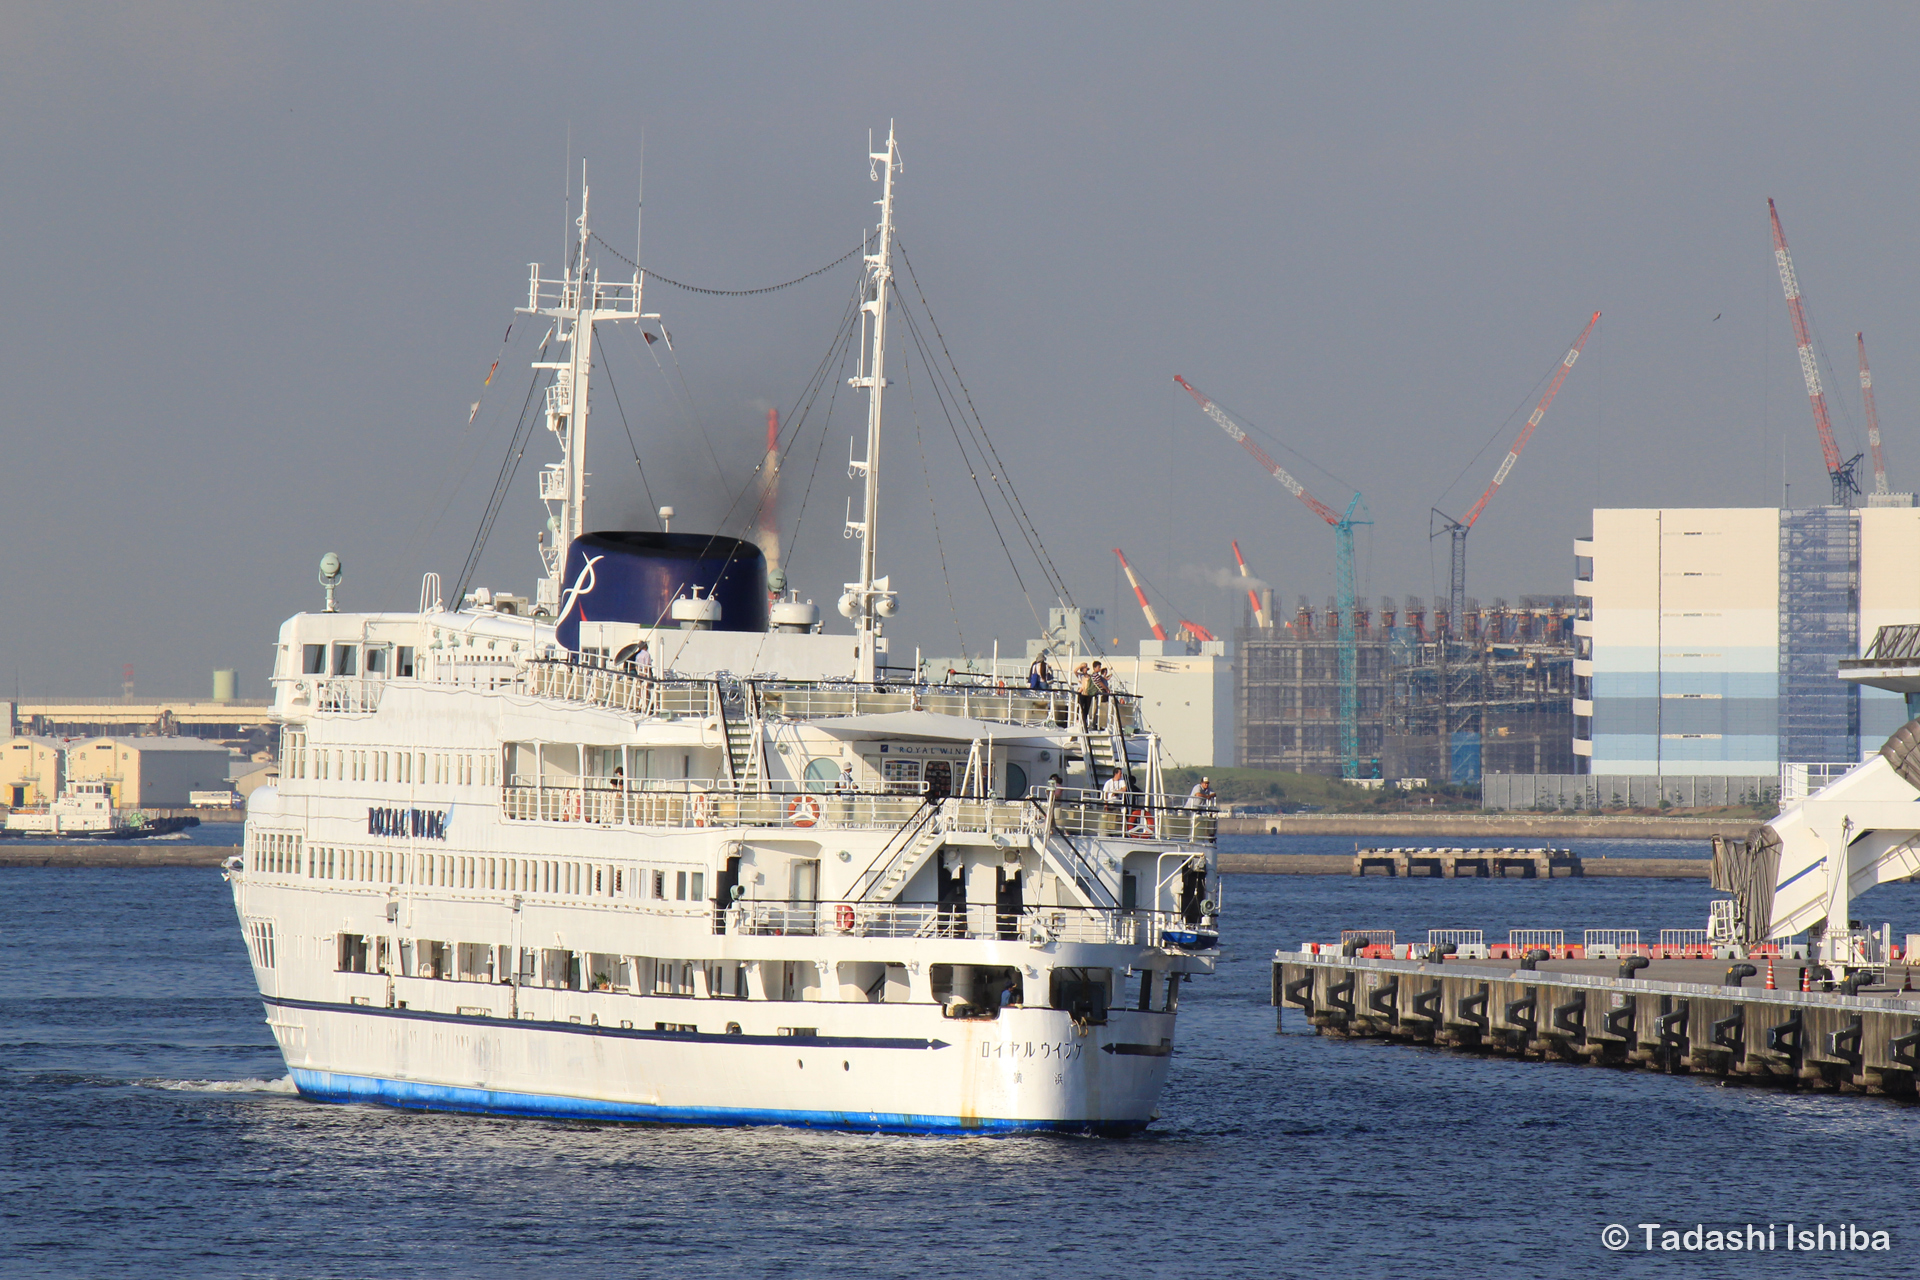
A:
[303,645,326,674]
[332,644,358,677]
[396,647,415,678]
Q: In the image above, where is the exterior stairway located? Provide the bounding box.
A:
[857,803,945,902]
[1033,826,1121,910]
[718,683,760,789]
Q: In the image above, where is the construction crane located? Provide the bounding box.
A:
[1858,332,1890,496]
[1769,199,1863,506]
[1173,374,1369,777]
[1115,548,1218,649]
[1433,310,1599,638]
[1113,549,1167,641]
[1232,539,1268,628]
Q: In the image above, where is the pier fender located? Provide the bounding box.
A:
[1550,991,1587,1043]
[1365,975,1399,1026]
[1503,986,1539,1039]
[1828,1016,1865,1072]
[1454,984,1489,1033]
[1282,970,1316,1016]
[1655,998,1690,1072]
[1410,982,1443,1024]
[1325,973,1356,1022]
[1603,996,1635,1041]
[1764,1010,1804,1066]
[1889,1021,1920,1071]
[1710,1006,1746,1056]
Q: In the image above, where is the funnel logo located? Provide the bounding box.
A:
[557,554,604,626]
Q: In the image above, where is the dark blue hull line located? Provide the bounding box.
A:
[289,1069,1150,1136]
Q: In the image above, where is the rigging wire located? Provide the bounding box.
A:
[591,328,659,524]
[591,232,863,297]
[1433,354,1558,512]
[894,238,1076,608]
[452,364,553,604]
[897,328,968,656]
[626,323,740,509]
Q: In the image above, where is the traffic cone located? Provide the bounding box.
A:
[1800,964,1810,993]
[1765,956,1776,990]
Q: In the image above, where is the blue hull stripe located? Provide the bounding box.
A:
[289,1069,1144,1135]
[264,994,949,1051]
[1777,857,1825,893]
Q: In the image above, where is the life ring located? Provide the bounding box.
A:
[1125,809,1153,836]
[690,793,712,827]
[787,794,822,827]
[835,903,856,932]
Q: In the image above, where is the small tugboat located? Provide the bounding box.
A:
[3,780,201,839]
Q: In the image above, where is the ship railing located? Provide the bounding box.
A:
[1032,787,1216,844]
[307,678,385,715]
[751,680,1144,733]
[499,777,928,830]
[495,776,1211,843]
[727,899,1196,946]
[521,657,707,716]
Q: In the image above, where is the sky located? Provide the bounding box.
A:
[4,2,1918,696]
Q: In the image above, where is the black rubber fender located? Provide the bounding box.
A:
[1765,1010,1804,1065]
[1282,970,1316,1015]
[1603,999,1635,1040]
[1326,972,1356,1020]
[1828,1016,1864,1070]
[1710,1005,1745,1052]
[1456,983,1489,1032]
[1503,986,1538,1037]
[1890,1020,1920,1070]
[1411,982,1443,1022]
[1366,976,1399,1024]
[1551,991,1587,1041]
[1656,998,1690,1072]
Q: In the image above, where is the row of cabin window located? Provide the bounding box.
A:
[260,842,703,902]
[301,643,416,679]
[335,935,734,997]
[251,831,305,875]
[283,743,495,788]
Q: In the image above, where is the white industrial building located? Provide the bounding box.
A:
[1574,504,1920,779]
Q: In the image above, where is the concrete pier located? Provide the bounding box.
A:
[1274,951,1920,1096]
[1352,847,1579,878]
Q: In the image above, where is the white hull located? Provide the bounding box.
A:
[264,994,1173,1133]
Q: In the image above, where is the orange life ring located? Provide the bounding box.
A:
[1126,809,1153,836]
[690,793,712,827]
[787,794,822,827]
[835,903,856,932]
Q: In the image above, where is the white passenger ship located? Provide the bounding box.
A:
[225,128,1218,1133]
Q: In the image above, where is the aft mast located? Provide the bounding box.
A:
[841,125,901,679]
[520,166,654,615]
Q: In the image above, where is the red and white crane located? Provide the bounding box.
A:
[1858,332,1890,496]
[1113,548,1167,642]
[1232,539,1268,628]
[1173,373,1368,775]
[1433,311,1600,634]
[1770,199,1862,505]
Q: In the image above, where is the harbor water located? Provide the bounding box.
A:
[4,836,1918,1276]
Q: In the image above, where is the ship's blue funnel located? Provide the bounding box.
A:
[554,531,768,649]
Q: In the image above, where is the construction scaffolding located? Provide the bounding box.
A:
[1236,594,1576,781]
